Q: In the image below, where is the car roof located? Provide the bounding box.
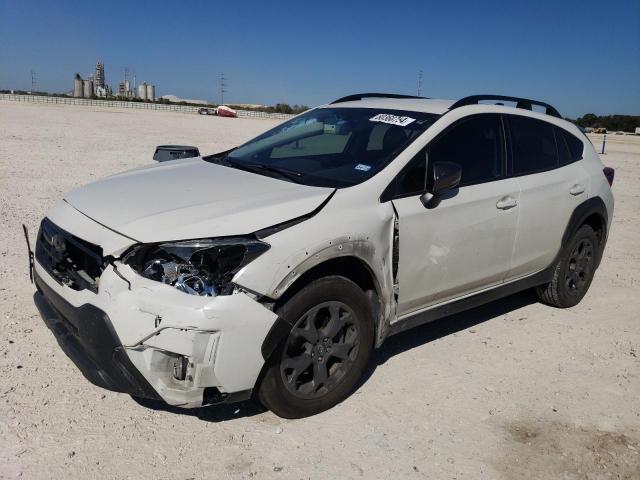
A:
[320,93,568,120]
[319,97,455,115]
[314,93,585,138]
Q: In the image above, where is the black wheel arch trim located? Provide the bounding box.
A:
[261,316,293,361]
[561,196,608,267]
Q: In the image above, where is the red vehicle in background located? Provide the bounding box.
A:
[216,105,238,118]
[197,106,238,118]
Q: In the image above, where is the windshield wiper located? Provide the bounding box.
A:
[227,160,305,184]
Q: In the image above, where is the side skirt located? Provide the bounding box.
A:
[388,265,554,337]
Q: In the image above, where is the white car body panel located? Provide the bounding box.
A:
[506,161,590,279]
[582,144,615,231]
[392,177,520,316]
[64,158,333,242]
[233,185,397,342]
[46,199,136,256]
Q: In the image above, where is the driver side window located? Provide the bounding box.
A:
[430,114,505,187]
[385,114,505,199]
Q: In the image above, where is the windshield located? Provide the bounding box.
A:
[210,107,438,188]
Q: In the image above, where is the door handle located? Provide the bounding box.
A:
[569,184,585,196]
[496,196,518,210]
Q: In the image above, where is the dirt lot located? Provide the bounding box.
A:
[1,101,638,479]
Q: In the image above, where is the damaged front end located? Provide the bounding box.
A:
[32,210,280,408]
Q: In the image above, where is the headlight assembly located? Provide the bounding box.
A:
[122,237,269,296]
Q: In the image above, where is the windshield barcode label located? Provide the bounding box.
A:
[369,113,416,127]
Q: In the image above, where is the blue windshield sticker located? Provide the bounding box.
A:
[355,164,372,172]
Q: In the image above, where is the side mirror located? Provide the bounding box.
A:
[153,145,200,162]
[420,161,462,208]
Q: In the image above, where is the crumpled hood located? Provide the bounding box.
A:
[64,158,334,242]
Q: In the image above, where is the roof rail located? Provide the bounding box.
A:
[449,95,562,118]
[331,93,427,104]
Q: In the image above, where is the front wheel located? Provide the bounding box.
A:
[536,224,599,308]
[258,276,374,418]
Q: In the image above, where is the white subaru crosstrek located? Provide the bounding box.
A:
[29,93,615,418]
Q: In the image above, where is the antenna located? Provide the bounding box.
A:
[30,70,37,92]
[416,70,423,97]
[219,73,226,105]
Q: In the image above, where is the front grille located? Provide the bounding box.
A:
[35,218,104,293]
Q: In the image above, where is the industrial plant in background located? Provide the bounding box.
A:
[72,61,155,101]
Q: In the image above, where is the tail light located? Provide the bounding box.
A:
[603,167,615,186]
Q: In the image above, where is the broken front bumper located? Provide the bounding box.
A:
[33,258,279,408]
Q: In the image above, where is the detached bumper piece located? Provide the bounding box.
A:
[34,271,161,401]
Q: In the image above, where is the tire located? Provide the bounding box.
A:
[257,276,374,418]
[536,224,599,308]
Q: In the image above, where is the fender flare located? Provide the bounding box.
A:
[560,196,608,267]
[259,246,390,361]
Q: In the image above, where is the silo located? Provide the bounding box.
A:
[146,84,155,101]
[73,74,83,98]
[137,83,147,100]
[83,79,94,98]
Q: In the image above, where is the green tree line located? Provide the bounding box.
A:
[572,113,640,133]
[227,103,309,115]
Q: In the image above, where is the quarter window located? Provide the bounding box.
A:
[561,129,584,163]
[508,115,558,174]
[554,127,573,166]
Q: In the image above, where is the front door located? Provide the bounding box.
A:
[391,114,520,317]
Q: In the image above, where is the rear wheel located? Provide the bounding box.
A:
[536,224,598,308]
[258,276,374,418]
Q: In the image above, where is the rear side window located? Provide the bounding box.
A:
[508,115,558,175]
[428,114,505,187]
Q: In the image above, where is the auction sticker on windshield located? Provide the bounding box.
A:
[369,113,416,127]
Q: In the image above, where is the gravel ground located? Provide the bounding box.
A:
[0,101,638,479]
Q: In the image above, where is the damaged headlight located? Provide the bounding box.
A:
[122,237,269,296]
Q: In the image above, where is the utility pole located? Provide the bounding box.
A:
[416,70,423,97]
[219,73,226,105]
[30,70,37,92]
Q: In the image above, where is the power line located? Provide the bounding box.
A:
[219,73,226,105]
[30,70,37,92]
[416,70,423,97]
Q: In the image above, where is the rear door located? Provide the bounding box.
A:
[504,115,590,280]
[391,114,521,316]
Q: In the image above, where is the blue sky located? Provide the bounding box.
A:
[1,0,638,117]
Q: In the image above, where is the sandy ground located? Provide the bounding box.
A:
[0,101,638,479]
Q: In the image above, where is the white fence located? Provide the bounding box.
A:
[0,93,295,120]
